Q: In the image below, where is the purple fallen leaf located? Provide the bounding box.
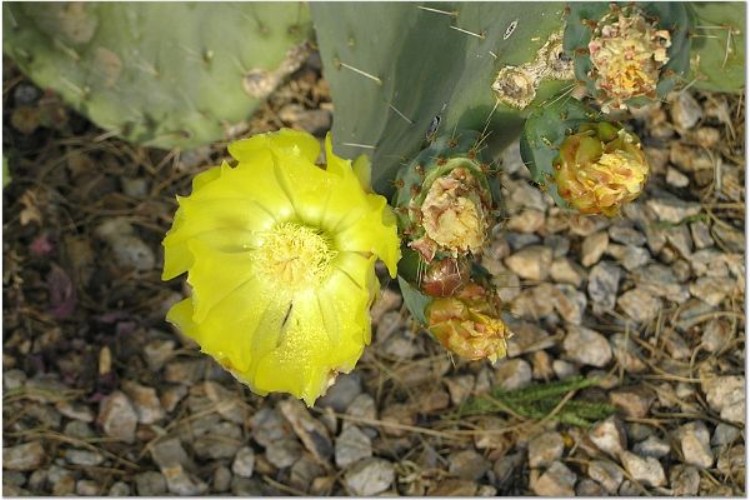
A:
[47,264,76,319]
[30,233,55,257]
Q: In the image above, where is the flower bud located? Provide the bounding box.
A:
[426,282,509,363]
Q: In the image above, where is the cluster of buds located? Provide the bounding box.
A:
[588,5,671,113]
[553,122,649,216]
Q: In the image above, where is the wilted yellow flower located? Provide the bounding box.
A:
[588,6,671,112]
[162,129,400,405]
[554,122,649,217]
[426,283,510,363]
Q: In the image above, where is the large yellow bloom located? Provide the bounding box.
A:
[162,129,400,405]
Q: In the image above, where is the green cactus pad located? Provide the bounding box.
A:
[519,97,602,209]
[4,2,312,149]
[686,2,745,93]
[312,2,568,197]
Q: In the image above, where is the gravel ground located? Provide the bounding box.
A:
[2,51,745,496]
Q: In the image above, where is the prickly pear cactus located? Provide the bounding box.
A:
[686,2,745,93]
[312,2,570,196]
[3,2,312,149]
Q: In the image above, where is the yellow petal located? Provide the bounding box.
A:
[229,128,320,165]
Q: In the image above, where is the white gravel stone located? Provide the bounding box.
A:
[530,461,577,496]
[504,245,554,281]
[162,464,208,495]
[528,432,564,468]
[97,391,138,444]
[122,381,164,424]
[581,231,609,267]
[494,358,532,391]
[689,276,736,306]
[344,458,395,496]
[589,416,627,457]
[712,423,741,447]
[563,325,612,367]
[550,257,585,287]
[646,198,702,224]
[619,450,666,487]
[702,375,745,424]
[675,421,714,469]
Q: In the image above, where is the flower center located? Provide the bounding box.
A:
[255,222,337,291]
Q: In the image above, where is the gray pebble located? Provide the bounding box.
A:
[617,288,661,323]
[666,166,690,187]
[587,459,623,494]
[55,401,95,422]
[581,231,609,267]
[712,423,741,447]
[64,449,104,467]
[494,358,532,391]
[690,220,714,249]
[527,431,564,469]
[232,446,256,478]
[563,325,612,367]
[108,481,131,496]
[193,422,243,459]
[609,386,656,418]
[587,261,621,311]
[504,245,553,281]
[212,465,232,492]
[633,435,671,459]
[135,471,167,496]
[64,421,95,440]
[344,457,395,496]
[142,338,176,372]
[76,479,100,496]
[669,464,700,496]
[610,334,648,373]
[3,441,46,471]
[251,407,289,447]
[689,276,736,306]
[576,478,607,496]
[670,91,703,130]
[162,464,208,495]
[335,425,372,468]
[701,318,733,352]
[550,258,585,287]
[703,375,745,424]
[646,198,702,224]
[122,380,165,425]
[266,438,303,469]
[3,369,26,391]
[448,449,490,480]
[151,437,193,470]
[318,372,362,412]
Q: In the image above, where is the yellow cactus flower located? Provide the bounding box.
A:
[554,122,649,217]
[426,283,510,363]
[162,129,400,405]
